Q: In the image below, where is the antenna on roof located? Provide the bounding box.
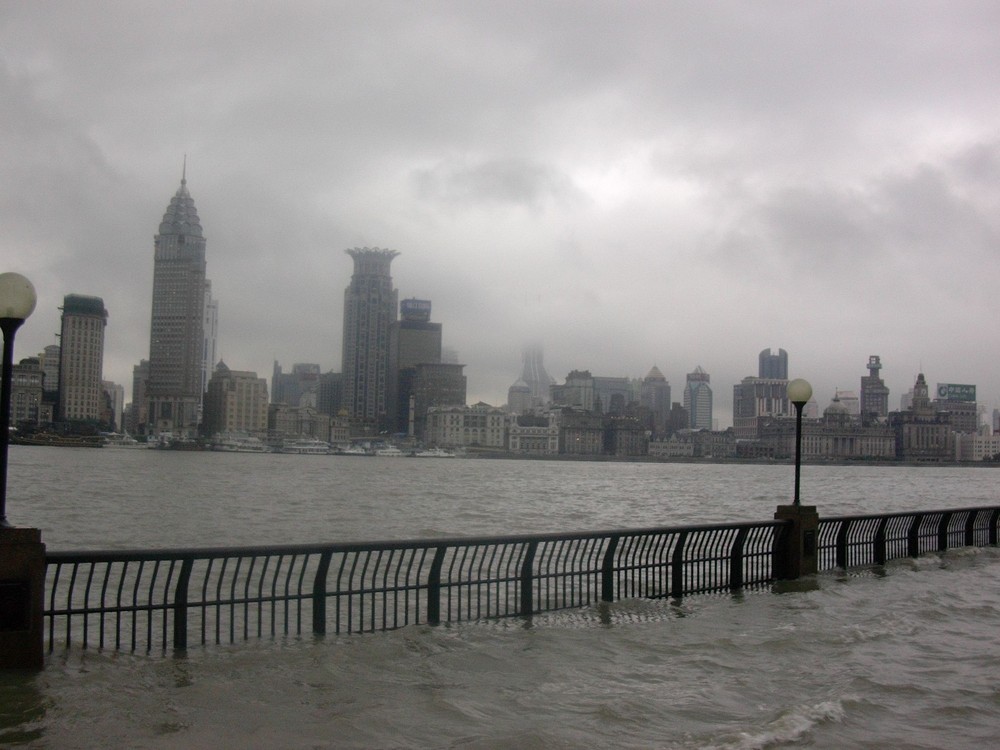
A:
[181,155,187,186]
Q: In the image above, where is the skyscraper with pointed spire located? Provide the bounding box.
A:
[342,247,399,431]
[146,167,211,438]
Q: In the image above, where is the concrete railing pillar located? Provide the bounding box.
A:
[773,505,819,580]
[0,527,45,669]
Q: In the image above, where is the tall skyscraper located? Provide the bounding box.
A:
[684,366,713,430]
[147,170,210,438]
[342,247,399,430]
[58,294,108,422]
[860,355,889,422]
[517,345,555,407]
[758,348,788,379]
[640,366,671,435]
[388,298,442,433]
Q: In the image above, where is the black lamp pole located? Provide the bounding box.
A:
[0,272,37,529]
[0,317,25,527]
[786,378,812,508]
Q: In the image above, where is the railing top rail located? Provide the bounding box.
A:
[820,505,1000,524]
[46,518,789,563]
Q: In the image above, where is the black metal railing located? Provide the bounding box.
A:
[43,505,1000,654]
[44,520,786,653]
[817,506,1000,570]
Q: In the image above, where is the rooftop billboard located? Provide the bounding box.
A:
[936,383,976,402]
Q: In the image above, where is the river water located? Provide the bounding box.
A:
[2,447,999,748]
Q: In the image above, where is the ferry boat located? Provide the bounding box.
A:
[373,445,405,457]
[211,433,269,453]
[279,438,332,455]
[412,447,455,458]
[101,432,145,449]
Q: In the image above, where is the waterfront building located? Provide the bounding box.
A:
[639,366,671,435]
[506,378,532,415]
[592,376,635,416]
[316,371,343,416]
[834,390,860,417]
[604,414,649,456]
[423,402,506,449]
[507,412,560,454]
[271,362,322,408]
[955,431,1000,462]
[860,355,889,422]
[732,376,789,440]
[268,403,348,445]
[202,281,219,404]
[410,362,467,438]
[9,358,45,428]
[932,383,978,434]
[57,294,108,423]
[507,345,554,413]
[341,247,399,431]
[202,362,268,438]
[127,360,149,435]
[887,373,953,461]
[39,344,60,398]
[102,381,125,432]
[758,348,788,379]
[147,172,211,438]
[758,395,895,460]
[388,299,442,432]
[683,366,713,430]
[558,408,604,455]
[648,428,736,459]
[551,370,595,411]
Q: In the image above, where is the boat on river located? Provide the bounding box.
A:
[211,433,269,453]
[101,432,145,449]
[279,438,332,455]
[373,445,404,457]
[412,447,455,458]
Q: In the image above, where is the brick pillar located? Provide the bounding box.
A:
[0,527,45,669]
[773,505,819,580]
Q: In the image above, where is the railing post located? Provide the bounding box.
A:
[600,535,620,602]
[671,531,687,596]
[991,509,1000,546]
[729,527,748,590]
[937,512,951,552]
[426,546,446,625]
[908,514,922,558]
[874,517,887,565]
[0,527,45,669]
[519,541,538,617]
[172,558,193,651]
[311,551,332,636]
[773,505,819,579]
[964,510,977,548]
[835,519,851,569]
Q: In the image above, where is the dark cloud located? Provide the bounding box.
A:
[3,1,1000,426]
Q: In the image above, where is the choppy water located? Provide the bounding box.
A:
[2,447,1000,748]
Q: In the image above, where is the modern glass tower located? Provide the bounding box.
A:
[147,171,209,438]
[758,348,788,379]
[684,366,713,430]
[342,247,399,430]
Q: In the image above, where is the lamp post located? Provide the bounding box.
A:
[0,272,37,528]
[786,378,812,507]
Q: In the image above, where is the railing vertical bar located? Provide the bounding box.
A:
[671,530,687,597]
[874,517,888,565]
[311,551,332,635]
[519,541,538,617]
[835,519,850,569]
[173,558,193,651]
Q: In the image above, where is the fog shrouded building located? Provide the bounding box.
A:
[388,298,442,433]
[758,348,788,380]
[860,355,889,422]
[683,366,713,430]
[147,171,211,438]
[342,247,399,430]
[507,344,554,413]
[58,294,108,422]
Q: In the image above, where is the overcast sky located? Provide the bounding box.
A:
[3,1,999,427]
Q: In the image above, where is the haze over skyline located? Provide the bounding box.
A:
[4,2,999,428]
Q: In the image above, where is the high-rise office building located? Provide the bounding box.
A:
[640,366,671,435]
[342,247,399,430]
[860,355,889,422]
[147,171,210,438]
[202,280,219,402]
[202,362,268,437]
[758,348,788,379]
[58,294,108,422]
[388,299,442,433]
[684,366,713,430]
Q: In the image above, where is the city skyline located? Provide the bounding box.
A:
[3,3,999,427]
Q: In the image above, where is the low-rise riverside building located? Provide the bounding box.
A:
[887,373,954,461]
[202,362,268,438]
[10,357,46,429]
[423,402,506,449]
[507,412,559,454]
[558,408,604,455]
[954,431,1000,462]
[758,396,896,460]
